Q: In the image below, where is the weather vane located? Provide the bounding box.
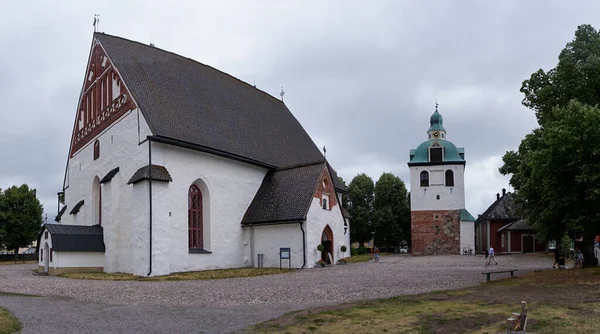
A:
[93,14,100,32]
[323,146,327,158]
[280,86,285,102]
[435,101,439,111]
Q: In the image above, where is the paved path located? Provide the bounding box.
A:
[0,254,552,333]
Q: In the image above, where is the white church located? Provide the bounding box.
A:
[37,32,350,276]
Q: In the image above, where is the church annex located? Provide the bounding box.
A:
[38,32,350,276]
[408,107,475,255]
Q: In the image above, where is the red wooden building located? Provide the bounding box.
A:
[475,189,546,254]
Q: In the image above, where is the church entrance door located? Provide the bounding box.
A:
[321,225,334,264]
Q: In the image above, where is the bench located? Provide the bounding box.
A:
[482,269,518,282]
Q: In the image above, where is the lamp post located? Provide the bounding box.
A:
[384,237,387,253]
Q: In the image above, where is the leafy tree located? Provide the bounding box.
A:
[0,184,44,262]
[347,173,374,244]
[372,173,410,249]
[520,24,600,126]
[500,24,600,266]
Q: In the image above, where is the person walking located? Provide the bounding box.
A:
[486,246,497,266]
[373,246,380,262]
[553,244,562,268]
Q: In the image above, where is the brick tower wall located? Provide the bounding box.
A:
[411,209,461,255]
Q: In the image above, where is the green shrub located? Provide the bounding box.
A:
[357,246,368,255]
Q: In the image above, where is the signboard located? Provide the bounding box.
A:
[280,247,291,268]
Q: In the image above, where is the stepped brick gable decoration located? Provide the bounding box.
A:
[314,167,338,209]
[70,40,136,157]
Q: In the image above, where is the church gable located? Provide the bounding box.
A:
[313,166,338,211]
[70,39,137,157]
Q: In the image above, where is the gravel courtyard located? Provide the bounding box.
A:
[0,254,552,333]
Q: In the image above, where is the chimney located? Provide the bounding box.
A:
[496,193,500,200]
[502,188,506,196]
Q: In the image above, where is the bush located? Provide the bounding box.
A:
[317,244,324,252]
[351,247,358,256]
[340,245,347,253]
[357,246,368,255]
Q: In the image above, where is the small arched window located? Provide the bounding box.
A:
[420,171,429,187]
[93,140,100,160]
[445,169,454,187]
[188,184,203,250]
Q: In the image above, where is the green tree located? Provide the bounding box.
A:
[372,173,410,250]
[0,184,44,262]
[336,175,350,209]
[500,24,600,266]
[347,173,374,245]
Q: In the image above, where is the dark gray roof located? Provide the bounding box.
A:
[100,167,120,183]
[475,192,520,223]
[341,206,352,219]
[55,205,67,222]
[96,33,324,169]
[498,219,535,232]
[127,164,172,184]
[38,224,105,252]
[242,162,325,224]
[327,162,348,193]
[70,200,84,214]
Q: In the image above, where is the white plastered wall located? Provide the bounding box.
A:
[251,224,304,268]
[305,198,350,268]
[410,164,465,211]
[38,230,52,267]
[145,143,267,276]
[55,252,105,268]
[459,221,475,254]
[60,107,153,275]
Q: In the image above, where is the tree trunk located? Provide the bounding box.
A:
[14,248,18,264]
[578,234,598,268]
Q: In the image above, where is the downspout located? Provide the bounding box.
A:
[250,225,255,267]
[147,138,153,276]
[300,221,306,268]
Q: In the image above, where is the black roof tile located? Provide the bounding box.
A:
[475,192,520,223]
[38,224,105,252]
[242,162,325,224]
[96,33,324,168]
[327,162,348,192]
[69,200,84,215]
[100,167,120,183]
[127,164,172,185]
[55,206,67,222]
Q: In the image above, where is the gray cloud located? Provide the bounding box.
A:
[1,0,598,220]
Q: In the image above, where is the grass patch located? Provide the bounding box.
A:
[345,253,392,264]
[0,260,37,266]
[0,291,39,297]
[249,267,600,333]
[59,267,296,281]
[0,307,21,334]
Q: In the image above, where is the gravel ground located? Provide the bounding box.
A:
[0,253,552,333]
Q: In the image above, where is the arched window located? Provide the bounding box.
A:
[445,169,454,187]
[93,140,100,160]
[92,176,101,225]
[420,171,429,187]
[188,184,203,250]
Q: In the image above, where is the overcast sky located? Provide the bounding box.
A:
[1,1,598,221]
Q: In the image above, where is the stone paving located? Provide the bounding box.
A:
[0,253,553,333]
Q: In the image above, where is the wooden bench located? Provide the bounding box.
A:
[482,269,518,282]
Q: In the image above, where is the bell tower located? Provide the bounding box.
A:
[407,105,475,255]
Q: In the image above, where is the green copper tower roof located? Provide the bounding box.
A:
[408,106,466,166]
[428,109,445,132]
